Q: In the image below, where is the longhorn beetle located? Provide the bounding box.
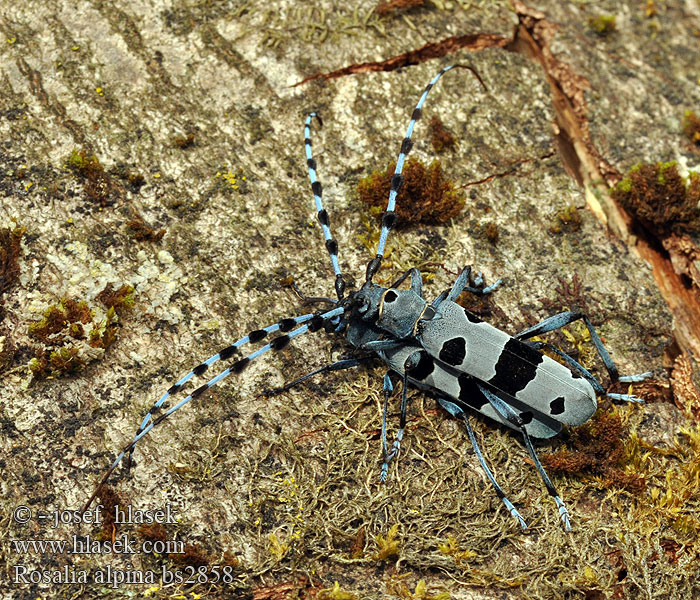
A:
[84,64,650,531]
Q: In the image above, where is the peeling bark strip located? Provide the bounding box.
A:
[506,1,700,360]
[505,1,619,187]
[294,34,509,86]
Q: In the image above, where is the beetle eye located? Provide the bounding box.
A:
[358,302,369,314]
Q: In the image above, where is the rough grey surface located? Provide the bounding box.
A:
[0,1,696,599]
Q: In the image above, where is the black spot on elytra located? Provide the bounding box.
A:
[458,374,487,410]
[407,351,434,381]
[439,337,466,366]
[519,411,534,425]
[463,308,482,323]
[549,396,566,415]
[489,339,543,396]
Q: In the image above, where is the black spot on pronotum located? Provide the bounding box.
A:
[317,209,329,226]
[248,329,267,343]
[384,290,398,303]
[270,335,290,351]
[219,345,237,360]
[439,337,467,366]
[278,318,296,332]
[489,339,543,396]
[193,363,208,376]
[549,396,566,415]
[311,181,322,197]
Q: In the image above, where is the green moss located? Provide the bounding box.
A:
[549,205,582,235]
[373,523,401,560]
[588,15,617,36]
[682,110,700,145]
[317,582,359,600]
[358,158,465,227]
[616,177,633,193]
[0,224,25,295]
[612,161,700,235]
[27,285,133,379]
[428,115,457,153]
[66,148,119,206]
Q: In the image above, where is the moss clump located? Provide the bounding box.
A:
[483,221,499,244]
[95,283,135,315]
[428,115,457,153]
[173,131,195,148]
[373,523,401,560]
[541,410,646,493]
[67,148,119,206]
[612,161,700,235]
[0,225,25,296]
[94,485,126,541]
[588,14,616,35]
[27,298,92,343]
[548,205,582,234]
[682,110,700,145]
[27,284,133,379]
[317,581,359,600]
[358,158,465,227]
[125,215,165,242]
